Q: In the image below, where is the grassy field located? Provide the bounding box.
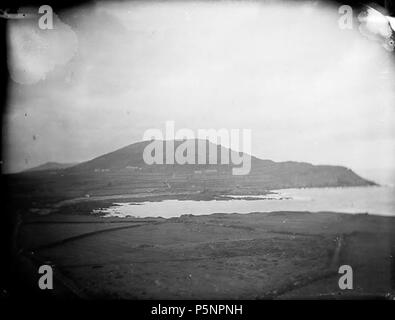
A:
[3,167,393,299]
[16,210,395,299]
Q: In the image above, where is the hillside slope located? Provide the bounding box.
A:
[65,139,375,190]
[25,162,78,172]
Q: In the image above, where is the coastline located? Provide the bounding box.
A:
[26,185,395,218]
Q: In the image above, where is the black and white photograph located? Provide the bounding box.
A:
[1,0,395,309]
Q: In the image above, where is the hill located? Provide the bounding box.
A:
[24,162,78,172]
[64,139,375,191]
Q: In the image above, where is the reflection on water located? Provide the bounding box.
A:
[93,186,395,218]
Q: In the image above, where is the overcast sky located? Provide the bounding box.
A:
[4,0,395,184]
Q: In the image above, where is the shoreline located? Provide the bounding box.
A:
[27,185,394,218]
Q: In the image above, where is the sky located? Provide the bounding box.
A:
[3,0,395,185]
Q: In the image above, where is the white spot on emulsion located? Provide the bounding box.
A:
[7,10,78,85]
